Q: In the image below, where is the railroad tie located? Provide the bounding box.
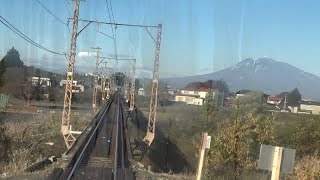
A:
[84,157,112,168]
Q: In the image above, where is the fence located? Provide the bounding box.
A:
[0,94,9,108]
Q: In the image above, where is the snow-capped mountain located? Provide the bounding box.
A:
[163,58,320,99]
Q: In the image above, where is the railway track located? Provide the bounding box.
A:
[49,92,134,180]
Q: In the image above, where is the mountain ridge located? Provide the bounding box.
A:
[163,58,320,99]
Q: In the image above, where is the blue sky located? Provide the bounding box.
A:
[1,0,320,78]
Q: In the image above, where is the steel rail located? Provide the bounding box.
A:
[66,94,115,180]
[119,102,126,180]
[120,104,125,168]
[113,94,120,180]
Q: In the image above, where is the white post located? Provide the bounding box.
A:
[196,132,207,180]
[271,146,283,180]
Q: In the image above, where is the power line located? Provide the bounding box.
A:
[63,0,72,17]
[34,0,67,26]
[97,30,114,39]
[105,0,115,37]
[106,0,118,70]
[108,0,116,23]
[68,18,158,28]
[0,16,64,55]
[34,0,71,33]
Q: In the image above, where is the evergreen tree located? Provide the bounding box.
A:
[0,59,6,91]
[1,47,24,68]
[202,89,215,125]
[287,88,301,106]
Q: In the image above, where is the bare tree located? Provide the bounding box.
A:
[22,81,34,106]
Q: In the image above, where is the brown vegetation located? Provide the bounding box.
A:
[0,112,92,177]
[145,91,320,179]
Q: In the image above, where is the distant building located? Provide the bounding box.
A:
[300,100,320,114]
[175,88,217,106]
[267,96,283,105]
[236,89,269,99]
[60,80,84,93]
[60,80,77,87]
[85,72,96,77]
[138,88,145,96]
[167,86,176,96]
[29,77,51,87]
[72,84,84,93]
[236,89,251,97]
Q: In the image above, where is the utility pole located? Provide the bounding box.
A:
[107,67,113,99]
[129,59,136,111]
[221,89,225,107]
[67,18,162,145]
[124,71,130,102]
[91,47,101,113]
[61,0,81,149]
[105,57,136,110]
[101,62,107,103]
[143,24,162,146]
[283,94,287,110]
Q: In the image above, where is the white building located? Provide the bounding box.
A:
[60,80,77,87]
[29,77,51,87]
[138,88,145,96]
[267,96,283,105]
[72,84,85,93]
[60,80,84,93]
[300,100,320,114]
[167,86,176,96]
[175,89,217,106]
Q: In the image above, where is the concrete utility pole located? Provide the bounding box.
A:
[91,47,101,113]
[283,94,287,110]
[143,24,162,146]
[61,0,81,149]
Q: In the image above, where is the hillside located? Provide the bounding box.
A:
[163,58,320,99]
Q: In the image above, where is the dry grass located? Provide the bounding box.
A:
[284,155,320,180]
[2,148,31,176]
[0,112,91,177]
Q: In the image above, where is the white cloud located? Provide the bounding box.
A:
[78,51,97,57]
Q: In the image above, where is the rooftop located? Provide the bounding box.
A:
[300,100,320,106]
[176,94,201,98]
[268,96,284,101]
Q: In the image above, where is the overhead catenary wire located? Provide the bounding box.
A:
[105,0,115,37]
[97,30,114,39]
[34,0,67,26]
[108,0,116,24]
[34,0,71,33]
[63,0,72,17]
[106,0,118,71]
[0,16,64,56]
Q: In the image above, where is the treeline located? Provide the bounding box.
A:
[166,91,320,179]
[185,80,229,93]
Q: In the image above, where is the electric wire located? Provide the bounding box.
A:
[35,0,67,26]
[0,16,64,55]
[63,0,72,17]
